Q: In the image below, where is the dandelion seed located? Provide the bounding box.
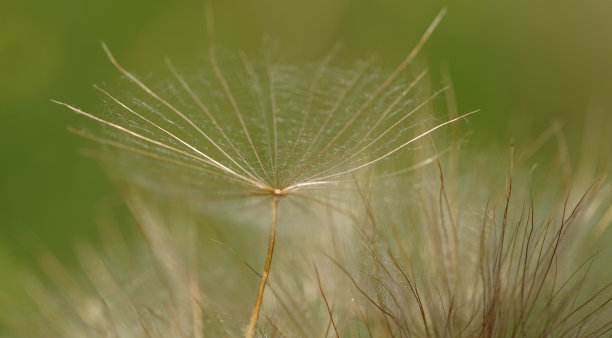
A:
[50,8,470,336]
[6,8,609,335]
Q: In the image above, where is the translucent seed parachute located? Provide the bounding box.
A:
[8,5,606,338]
[51,9,476,335]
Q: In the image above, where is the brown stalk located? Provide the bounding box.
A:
[246,197,280,338]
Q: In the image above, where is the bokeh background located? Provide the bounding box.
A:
[1,0,611,320]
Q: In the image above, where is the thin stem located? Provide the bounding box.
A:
[51,100,264,190]
[246,197,280,338]
[305,110,478,183]
[164,57,263,182]
[287,8,447,186]
[302,85,447,182]
[314,263,339,338]
[263,47,279,185]
[209,46,272,183]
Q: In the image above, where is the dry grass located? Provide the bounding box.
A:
[1,8,610,338]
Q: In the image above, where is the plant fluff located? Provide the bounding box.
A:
[3,9,611,338]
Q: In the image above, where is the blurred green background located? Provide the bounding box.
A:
[1,0,611,311]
